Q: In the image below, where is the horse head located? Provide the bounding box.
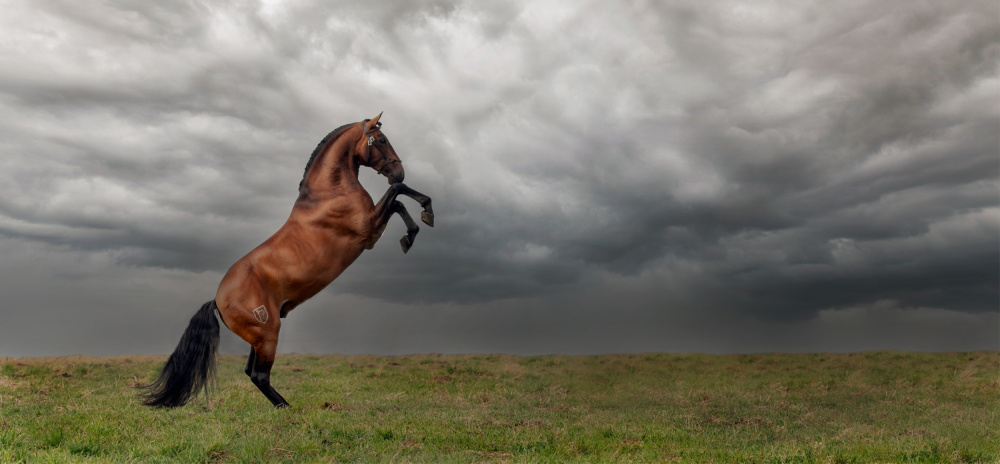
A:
[359,113,404,184]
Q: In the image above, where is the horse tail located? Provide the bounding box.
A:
[141,300,220,407]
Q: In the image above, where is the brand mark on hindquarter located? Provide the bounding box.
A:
[252,305,268,324]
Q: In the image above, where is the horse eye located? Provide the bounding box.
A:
[380,138,387,144]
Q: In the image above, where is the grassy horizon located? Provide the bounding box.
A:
[1,351,997,463]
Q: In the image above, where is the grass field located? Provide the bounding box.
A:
[0,352,997,463]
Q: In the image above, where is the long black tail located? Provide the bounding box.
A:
[141,300,220,407]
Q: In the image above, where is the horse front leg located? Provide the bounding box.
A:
[369,185,421,253]
[367,185,399,250]
[389,183,434,227]
[393,201,420,253]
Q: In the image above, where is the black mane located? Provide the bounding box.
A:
[299,122,356,190]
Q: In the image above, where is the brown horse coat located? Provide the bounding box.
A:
[143,114,432,407]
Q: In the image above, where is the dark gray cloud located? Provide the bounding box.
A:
[0,0,996,356]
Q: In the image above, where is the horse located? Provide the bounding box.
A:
[141,113,433,408]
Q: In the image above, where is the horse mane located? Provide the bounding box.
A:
[299,122,357,190]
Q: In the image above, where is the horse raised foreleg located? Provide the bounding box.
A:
[394,201,420,253]
[369,184,425,252]
[367,185,399,250]
[390,183,434,227]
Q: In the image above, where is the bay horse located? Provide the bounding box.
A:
[142,113,433,408]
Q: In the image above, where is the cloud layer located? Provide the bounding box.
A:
[0,0,996,355]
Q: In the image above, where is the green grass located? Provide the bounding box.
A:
[0,352,997,463]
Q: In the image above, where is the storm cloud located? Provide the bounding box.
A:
[0,0,996,356]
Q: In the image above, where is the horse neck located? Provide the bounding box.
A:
[303,126,363,194]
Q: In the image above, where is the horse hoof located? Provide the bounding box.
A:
[276,402,290,409]
[400,236,412,254]
[421,211,434,227]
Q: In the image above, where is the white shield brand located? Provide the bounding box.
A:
[252,305,268,324]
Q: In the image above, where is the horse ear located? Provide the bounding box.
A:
[364,112,383,132]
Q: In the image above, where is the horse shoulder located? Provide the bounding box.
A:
[294,190,372,237]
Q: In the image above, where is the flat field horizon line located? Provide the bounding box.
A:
[3,350,997,362]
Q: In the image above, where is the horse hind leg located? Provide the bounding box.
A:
[248,341,290,408]
[245,347,256,377]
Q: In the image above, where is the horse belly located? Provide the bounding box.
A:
[265,234,364,303]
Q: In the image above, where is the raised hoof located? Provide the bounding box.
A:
[400,235,412,254]
[421,211,434,227]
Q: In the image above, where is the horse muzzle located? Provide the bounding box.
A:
[384,164,404,184]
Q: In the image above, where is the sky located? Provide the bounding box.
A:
[0,0,997,357]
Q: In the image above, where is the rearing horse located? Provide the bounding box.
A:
[142,114,433,408]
